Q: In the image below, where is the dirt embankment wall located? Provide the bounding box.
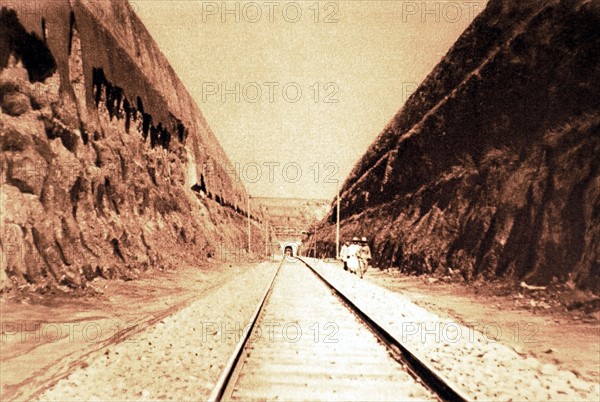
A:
[0,0,263,291]
[310,0,600,293]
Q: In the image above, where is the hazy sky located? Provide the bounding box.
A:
[134,0,486,199]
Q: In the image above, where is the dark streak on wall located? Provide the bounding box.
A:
[0,8,57,82]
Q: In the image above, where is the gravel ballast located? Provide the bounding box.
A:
[37,262,279,401]
[304,258,599,401]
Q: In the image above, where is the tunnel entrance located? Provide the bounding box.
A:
[284,246,293,257]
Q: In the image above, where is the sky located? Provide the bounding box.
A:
[133,0,487,200]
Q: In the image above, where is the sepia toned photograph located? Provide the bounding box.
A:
[1,0,599,400]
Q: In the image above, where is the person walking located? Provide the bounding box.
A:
[358,237,372,279]
[346,237,361,275]
[340,241,350,271]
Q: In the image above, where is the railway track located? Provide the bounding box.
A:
[209,259,472,401]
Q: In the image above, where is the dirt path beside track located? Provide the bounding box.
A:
[0,261,276,401]
[365,268,600,384]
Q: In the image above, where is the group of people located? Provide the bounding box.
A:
[339,237,372,279]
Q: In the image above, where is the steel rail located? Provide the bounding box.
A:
[298,257,472,402]
[208,261,282,402]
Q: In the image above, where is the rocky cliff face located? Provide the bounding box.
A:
[311,0,600,293]
[0,0,263,291]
